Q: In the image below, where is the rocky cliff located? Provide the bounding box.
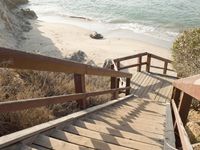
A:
[0,0,35,49]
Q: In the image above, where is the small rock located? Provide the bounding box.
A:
[103,59,113,69]
[186,121,200,143]
[193,143,200,150]
[90,32,103,39]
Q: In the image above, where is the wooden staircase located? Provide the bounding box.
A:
[4,97,167,150]
[0,48,195,150]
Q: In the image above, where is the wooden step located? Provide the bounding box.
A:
[64,125,162,150]
[33,135,90,150]
[51,130,133,150]
[100,109,166,122]
[74,120,164,140]
[83,117,164,135]
[88,113,165,131]
[29,144,50,150]
[96,111,165,125]
[103,104,166,117]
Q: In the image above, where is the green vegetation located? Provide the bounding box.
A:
[172,28,200,77]
[0,69,110,136]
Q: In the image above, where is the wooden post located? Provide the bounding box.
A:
[146,54,151,72]
[173,88,181,107]
[111,64,118,99]
[117,78,120,88]
[178,92,192,126]
[137,55,142,72]
[163,62,168,74]
[171,88,181,128]
[116,61,120,70]
[74,74,86,109]
[125,78,131,95]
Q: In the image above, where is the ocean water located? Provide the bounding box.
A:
[24,0,200,44]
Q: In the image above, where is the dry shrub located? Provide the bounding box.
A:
[86,75,111,106]
[172,28,200,110]
[0,69,111,136]
[172,28,200,78]
[0,108,53,136]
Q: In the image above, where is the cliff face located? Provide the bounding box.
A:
[0,0,30,49]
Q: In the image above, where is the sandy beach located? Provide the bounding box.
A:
[21,20,172,67]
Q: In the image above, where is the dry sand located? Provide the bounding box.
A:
[21,20,172,67]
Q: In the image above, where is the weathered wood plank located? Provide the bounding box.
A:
[0,95,134,149]
[33,135,90,150]
[64,125,162,150]
[51,130,133,150]
[74,120,164,142]
[83,117,164,135]
[74,74,86,109]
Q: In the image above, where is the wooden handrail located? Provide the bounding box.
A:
[0,87,130,112]
[113,52,174,75]
[171,99,193,150]
[170,74,200,149]
[173,74,200,100]
[0,47,132,78]
[114,52,147,62]
[150,53,172,63]
[0,47,132,110]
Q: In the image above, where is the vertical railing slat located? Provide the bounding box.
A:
[178,92,192,126]
[125,78,131,95]
[146,54,151,72]
[111,64,118,99]
[74,73,86,109]
[163,62,168,74]
[137,55,142,72]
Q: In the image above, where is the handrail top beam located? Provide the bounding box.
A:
[0,47,131,78]
[113,52,172,63]
[173,74,200,100]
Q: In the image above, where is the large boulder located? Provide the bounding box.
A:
[65,50,96,66]
[20,8,38,20]
[90,32,103,39]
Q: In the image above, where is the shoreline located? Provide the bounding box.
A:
[34,15,177,48]
[21,20,173,67]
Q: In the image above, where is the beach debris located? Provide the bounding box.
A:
[65,50,96,66]
[90,32,103,39]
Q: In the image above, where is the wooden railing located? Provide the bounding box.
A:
[114,52,175,75]
[0,47,132,112]
[171,75,200,150]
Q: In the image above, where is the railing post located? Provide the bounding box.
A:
[111,64,118,99]
[163,62,168,74]
[172,87,181,107]
[137,55,142,72]
[116,61,120,70]
[125,78,131,95]
[146,54,151,72]
[74,73,86,109]
[178,92,192,126]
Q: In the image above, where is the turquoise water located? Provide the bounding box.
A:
[25,0,200,42]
